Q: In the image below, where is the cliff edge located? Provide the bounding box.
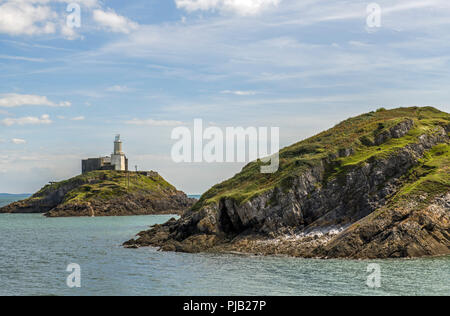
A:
[124,107,450,259]
[0,171,196,217]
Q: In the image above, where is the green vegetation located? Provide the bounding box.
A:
[393,143,450,204]
[367,142,449,221]
[30,170,176,204]
[192,107,449,211]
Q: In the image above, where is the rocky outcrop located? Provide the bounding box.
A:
[45,191,195,217]
[0,171,196,217]
[0,178,86,214]
[316,193,450,259]
[124,107,449,259]
[375,119,414,145]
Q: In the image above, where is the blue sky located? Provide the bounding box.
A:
[0,0,449,194]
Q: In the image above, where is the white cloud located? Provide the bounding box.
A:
[56,115,85,121]
[0,94,71,108]
[93,9,138,33]
[90,0,450,96]
[0,1,56,36]
[0,54,45,62]
[60,24,81,40]
[70,116,85,121]
[1,114,52,126]
[11,138,26,144]
[125,118,184,126]
[107,85,132,92]
[0,1,131,38]
[175,0,281,16]
[221,90,257,95]
[58,101,72,107]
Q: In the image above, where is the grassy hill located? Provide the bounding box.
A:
[193,106,449,210]
[1,170,196,217]
[33,170,175,205]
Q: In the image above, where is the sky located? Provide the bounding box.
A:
[0,0,450,194]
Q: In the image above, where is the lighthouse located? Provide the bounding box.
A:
[111,134,127,171]
[81,135,129,174]
[114,134,123,155]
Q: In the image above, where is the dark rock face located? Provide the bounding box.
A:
[316,193,450,259]
[45,191,196,217]
[124,126,449,259]
[375,119,414,145]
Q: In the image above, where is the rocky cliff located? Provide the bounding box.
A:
[124,107,449,259]
[0,171,196,217]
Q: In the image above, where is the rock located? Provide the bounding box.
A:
[338,148,354,158]
[317,193,450,259]
[375,119,414,145]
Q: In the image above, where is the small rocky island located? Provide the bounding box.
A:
[1,134,195,217]
[0,170,196,217]
[124,107,449,259]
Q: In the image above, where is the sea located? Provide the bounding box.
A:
[0,194,448,296]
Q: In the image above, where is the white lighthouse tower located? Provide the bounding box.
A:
[111,134,127,171]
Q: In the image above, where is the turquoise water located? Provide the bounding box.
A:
[0,196,449,296]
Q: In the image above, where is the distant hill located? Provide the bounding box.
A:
[0,171,196,217]
[125,106,450,259]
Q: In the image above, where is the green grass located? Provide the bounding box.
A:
[393,143,450,202]
[192,106,450,211]
[28,170,176,204]
[323,120,440,182]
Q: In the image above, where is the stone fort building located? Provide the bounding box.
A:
[82,135,129,174]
